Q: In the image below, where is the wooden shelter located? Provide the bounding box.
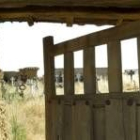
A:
[1,0,140,26]
[1,1,140,140]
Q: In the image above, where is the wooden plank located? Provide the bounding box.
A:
[93,107,105,140]
[123,99,136,140]
[72,101,93,140]
[136,100,140,140]
[84,47,96,94]
[108,41,122,93]
[63,103,72,140]
[105,99,125,140]
[137,36,140,89]
[54,20,140,55]
[51,100,64,140]
[64,52,74,95]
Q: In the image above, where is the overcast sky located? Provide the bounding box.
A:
[0,22,138,76]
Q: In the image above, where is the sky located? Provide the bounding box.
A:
[0,22,138,76]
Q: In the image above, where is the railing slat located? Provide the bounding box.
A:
[64,52,74,95]
[137,36,140,89]
[84,47,96,94]
[108,41,122,93]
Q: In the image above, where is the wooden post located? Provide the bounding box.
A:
[137,36,140,88]
[84,47,96,94]
[64,52,74,95]
[43,36,55,98]
[43,36,55,140]
[107,41,122,93]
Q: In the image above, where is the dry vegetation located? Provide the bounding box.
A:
[0,81,45,140]
[0,74,139,140]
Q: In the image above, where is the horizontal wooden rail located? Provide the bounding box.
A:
[53,20,140,55]
[0,0,140,7]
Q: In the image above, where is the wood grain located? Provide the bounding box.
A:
[108,41,122,93]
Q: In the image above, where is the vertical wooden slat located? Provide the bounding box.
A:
[137,36,140,87]
[105,99,125,140]
[136,102,140,140]
[64,52,74,95]
[93,107,105,140]
[84,47,96,94]
[51,101,64,140]
[63,104,72,140]
[43,36,55,140]
[72,101,92,140]
[123,99,136,140]
[108,41,122,93]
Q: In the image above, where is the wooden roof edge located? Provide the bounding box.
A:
[0,0,140,8]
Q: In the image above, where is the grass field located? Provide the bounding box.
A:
[0,74,139,140]
[0,81,45,140]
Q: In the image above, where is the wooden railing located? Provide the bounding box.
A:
[44,20,140,97]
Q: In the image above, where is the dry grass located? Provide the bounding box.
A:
[0,81,45,140]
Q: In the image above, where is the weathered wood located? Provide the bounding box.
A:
[1,9,140,26]
[136,101,140,140]
[63,104,72,140]
[51,100,64,140]
[84,47,96,94]
[105,99,125,140]
[0,0,140,7]
[54,20,140,55]
[108,41,122,93]
[137,36,140,88]
[64,52,74,95]
[43,36,55,140]
[43,36,55,98]
[123,99,136,140]
[93,107,105,140]
[72,101,92,140]
[1,0,140,26]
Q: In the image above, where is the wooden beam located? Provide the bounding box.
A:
[54,20,140,55]
[0,0,140,8]
[0,7,140,25]
[1,9,140,21]
[108,41,122,93]
[43,36,55,98]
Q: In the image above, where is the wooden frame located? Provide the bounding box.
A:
[43,20,140,140]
